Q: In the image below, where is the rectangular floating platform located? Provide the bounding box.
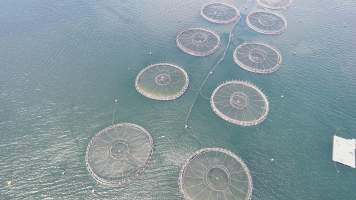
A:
[332,135,356,168]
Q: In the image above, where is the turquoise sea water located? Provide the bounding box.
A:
[1,0,356,199]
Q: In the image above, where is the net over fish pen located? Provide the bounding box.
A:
[257,0,292,10]
[246,11,287,35]
[210,81,269,126]
[179,148,253,200]
[176,28,221,57]
[135,63,189,101]
[201,2,241,24]
[85,123,153,186]
[233,42,282,74]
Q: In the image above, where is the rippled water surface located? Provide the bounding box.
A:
[1,0,356,199]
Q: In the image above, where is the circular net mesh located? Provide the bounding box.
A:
[85,123,153,186]
[210,81,269,126]
[257,0,292,10]
[179,148,253,200]
[246,11,287,35]
[201,2,240,24]
[176,28,221,57]
[135,63,189,101]
[233,43,282,74]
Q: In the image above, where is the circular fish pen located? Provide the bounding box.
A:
[257,0,292,10]
[210,81,269,126]
[201,2,240,24]
[233,43,282,74]
[179,148,253,200]
[85,123,153,186]
[135,63,189,101]
[176,28,221,57]
[246,11,287,35]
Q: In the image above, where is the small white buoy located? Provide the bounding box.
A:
[6,180,12,187]
[270,158,274,162]
[114,99,118,103]
[91,189,95,194]
[184,124,188,129]
[281,95,284,98]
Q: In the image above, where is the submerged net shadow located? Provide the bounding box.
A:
[233,43,282,74]
[257,0,292,10]
[246,11,287,35]
[135,63,189,101]
[210,81,269,126]
[176,28,221,57]
[85,123,153,186]
[179,148,253,200]
[201,2,241,24]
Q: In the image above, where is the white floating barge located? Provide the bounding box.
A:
[332,135,356,168]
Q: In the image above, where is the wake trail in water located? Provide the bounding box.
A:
[184,22,239,128]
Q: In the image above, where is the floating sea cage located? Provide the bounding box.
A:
[257,0,292,10]
[233,42,282,74]
[179,148,253,200]
[176,28,221,57]
[210,81,269,126]
[246,11,287,35]
[201,2,241,24]
[85,123,153,186]
[135,63,189,101]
